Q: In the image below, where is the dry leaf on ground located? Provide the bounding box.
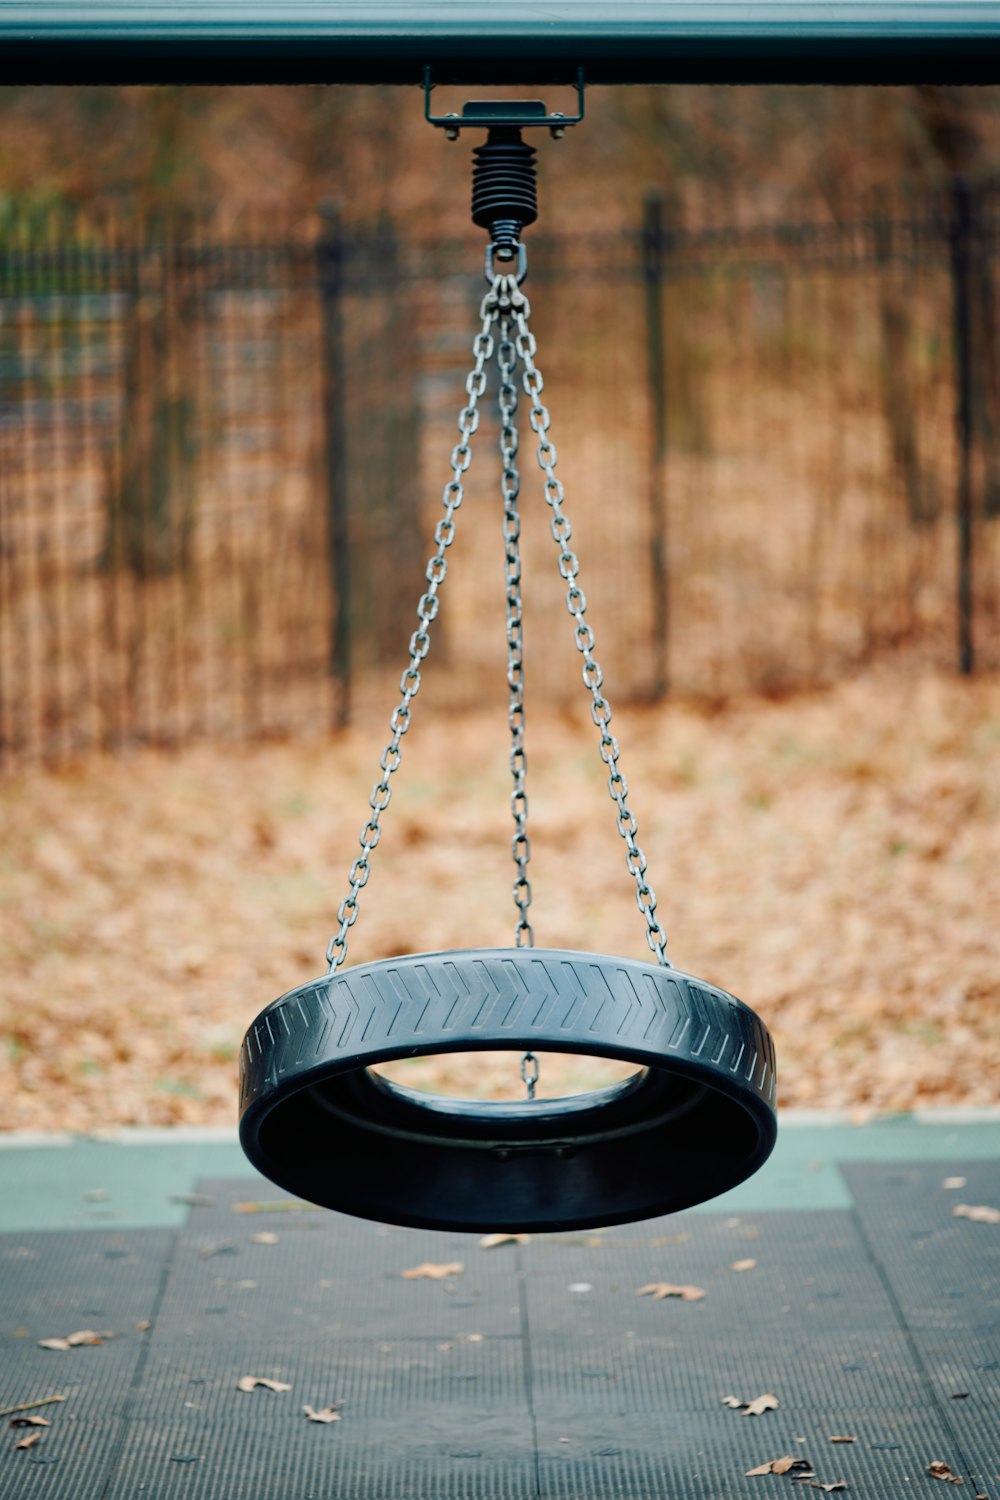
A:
[731,1259,757,1272]
[942,1178,967,1190]
[928,1463,964,1484]
[13,1432,41,1450]
[636,1282,706,1302]
[479,1233,531,1249]
[38,1329,112,1350]
[199,1240,236,1259]
[251,1233,279,1245]
[236,1376,292,1394]
[747,1456,813,1476]
[723,1393,780,1415]
[829,1436,855,1444]
[401,1262,464,1280]
[795,1482,848,1492]
[745,1394,780,1417]
[303,1404,342,1424]
[9,1418,50,1429]
[952,1204,1000,1225]
[233,1201,321,1215]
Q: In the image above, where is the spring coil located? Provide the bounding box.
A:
[472,130,538,257]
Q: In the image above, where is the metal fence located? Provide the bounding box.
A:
[1,183,997,764]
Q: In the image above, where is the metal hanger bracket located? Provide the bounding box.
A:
[424,64,585,139]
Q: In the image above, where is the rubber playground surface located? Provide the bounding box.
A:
[0,1112,997,1498]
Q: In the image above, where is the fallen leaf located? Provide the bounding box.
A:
[942,1178,967,1190]
[171,1194,215,1206]
[38,1330,112,1350]
[136,1321,151,1332]
[233,1200,321,1215]
[928,1462,963,1484]
[303,1404,342,1424]
[794,1483,848,1492]
[732,1259,757,1272]
[747,1457,813,1476]
[953,1204,1000,1225]
[14,1432,40,1450]
[478,1233,530,1249]
[198,1241,236,1259]
[251,1233,279,1245]
[9,1418,50,1429]
[721,1396,745,1409]
[829,1436,855,1444]
[401,1262,463,1280]
[236,1376,292,1394]
[745,1394,780,1417]
[636,1282,706,1302]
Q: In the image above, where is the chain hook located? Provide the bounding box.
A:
[520,1051,540,1101]
[485,241,528,286]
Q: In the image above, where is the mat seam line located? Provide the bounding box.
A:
[516,1244,542,1500]
[848,1201,983,1493]
[98,1228,181,1500]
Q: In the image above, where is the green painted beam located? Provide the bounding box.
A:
[3,3,1000,85]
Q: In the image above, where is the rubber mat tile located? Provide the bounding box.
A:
[535,1407,969,1500]
[0,1228,174,1331]
[0,1416,124,1500]
[887,1328,1000,1484]
[132,1334,526,1420]
[157,1263,518,1344]
[529,1328,939,1412]
[158,1188,521,1341]
[520,1215,900,1339]
[844,1163,1000,1331]
[104,1413,536,1500]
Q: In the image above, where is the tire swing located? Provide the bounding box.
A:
[239,87,777,1233]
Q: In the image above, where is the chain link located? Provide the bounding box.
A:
[498,305,533,950]
[508,284,672,968]
[325,281,503,972]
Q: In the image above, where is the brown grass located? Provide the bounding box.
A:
[1,661,998,1130]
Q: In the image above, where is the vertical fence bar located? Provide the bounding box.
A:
[318,203,351,728]
[642,191,669,698]
[951,174,976,676]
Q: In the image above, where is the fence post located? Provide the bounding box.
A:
[950,175,976,676]
[643,191,669,697]
[318,202,351,727]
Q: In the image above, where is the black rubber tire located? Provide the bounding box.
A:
[239,946,777,1233]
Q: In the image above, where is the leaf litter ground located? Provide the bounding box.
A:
[1,664,998,1129]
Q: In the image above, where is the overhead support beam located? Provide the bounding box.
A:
[3,2,1000,86]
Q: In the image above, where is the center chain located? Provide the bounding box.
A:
[498,292,539,1100]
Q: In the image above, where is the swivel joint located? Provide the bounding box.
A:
[472,128,538,261]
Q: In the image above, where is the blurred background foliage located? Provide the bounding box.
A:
[2,83,1000,229]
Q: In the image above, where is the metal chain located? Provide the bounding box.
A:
[509,283,672,968]
[498,293,540,1101]
[324,281,503,972]
[498,306,533,950]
